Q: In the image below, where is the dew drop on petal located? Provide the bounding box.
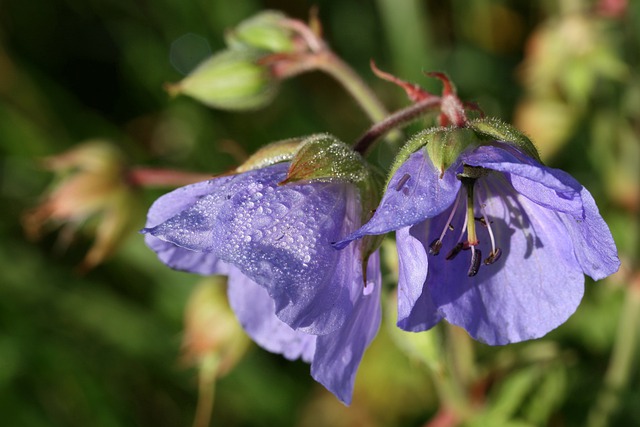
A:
[363,280,375,295]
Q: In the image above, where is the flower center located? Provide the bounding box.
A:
[428,166,502,277]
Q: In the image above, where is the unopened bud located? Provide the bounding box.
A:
[225,11,295,54]
[166,49,277,111]
[182,277,249,377]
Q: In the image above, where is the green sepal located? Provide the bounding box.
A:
[389,127,480,181]
[225,11,295,54]
[283,134,369,185]
[166,49,277,111]
[469,117,541,163]
[236,137,306,173]
[425,127,479,177]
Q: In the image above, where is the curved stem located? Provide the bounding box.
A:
[314,51,390,123]
[354,96,441,155]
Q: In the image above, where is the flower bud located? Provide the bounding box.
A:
[166,49,277,111]
[225,11,295,54]
[182,277,249,378]
[23,140,141,271]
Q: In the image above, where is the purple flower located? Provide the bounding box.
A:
[337,142,620,345]
[142,162,371,336]
[142,165,381,403]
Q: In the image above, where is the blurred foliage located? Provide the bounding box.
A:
[1,0,639,426]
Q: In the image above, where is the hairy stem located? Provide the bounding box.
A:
[354,96,441,155]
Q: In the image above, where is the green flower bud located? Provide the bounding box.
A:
[166,49,277,111]
[225,11,295,54]
[182,277,249,378]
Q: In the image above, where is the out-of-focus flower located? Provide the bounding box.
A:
[515,11,628,157]
[142,134,383,403]
[596,0,628,19]
[23,140,141,271]
[337,121,620,345]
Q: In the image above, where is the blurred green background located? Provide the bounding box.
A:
[1,0,639,426]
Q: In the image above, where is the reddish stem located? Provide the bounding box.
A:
[128,168,213,188]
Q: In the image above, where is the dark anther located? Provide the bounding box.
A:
[395,173,411,191]
[475,217,493,227]
[446,242,464,260]
[468,249,482,277]
[429,239,442,255]
[484,248,502,265]
[448,223,454,231]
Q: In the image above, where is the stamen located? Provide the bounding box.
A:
[430,192,462,256]
[395,173,411,191]
[439,192,462,242]
[446,242,464,260]
[429,239,442,255]
[468,247,482,276]
[475,217,488,226]
[484,248,502,265]
[478,186,499,261]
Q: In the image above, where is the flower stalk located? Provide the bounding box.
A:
[127,168,213,188]
[268,17,391,125]
[587,273,640,427]
[353,96,442,155]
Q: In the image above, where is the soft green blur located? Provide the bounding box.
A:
[1,0,638,426]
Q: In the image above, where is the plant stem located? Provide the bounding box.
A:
[354,96,441,155]
[127,168,213,188]
[192,355,221,427]
[314,51,390,123]
[375,0,435,82]
[587,279,640,427]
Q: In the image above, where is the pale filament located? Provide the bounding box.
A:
[439,191,462,242]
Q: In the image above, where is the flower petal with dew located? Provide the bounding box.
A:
[337,141,619,345]
[142,161,367,336]
[142,174,381,404]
